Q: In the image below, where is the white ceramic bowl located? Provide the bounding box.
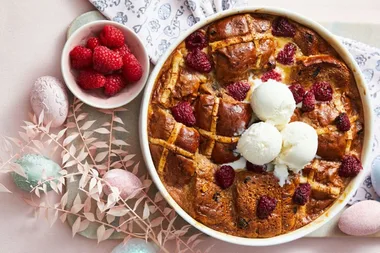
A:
[61,20,149,109]
[139,7,374,246]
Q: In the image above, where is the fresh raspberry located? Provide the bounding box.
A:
[93,46,123,74]
[276,43,297,65]
[312,81,333,101]
[272,17,296,37]
[122,53,143,82]
[293,183,311,205]
[113,44,131,58]
[289,83,306,104]
[301,91,316,112]
[69,46,93,70]
[185,31,208,50]
[185,49,212,73]
[99,25,125,48]
[257,196,277,219]
[77,70,106,90]
[338,155,363,177]
[86,37,100,50]
[246,161,266,173]
[335,113,351,132]
[261,69,282,82]
[171,101,196,127]
[104,74,126,96]
[215,165,235,189]
[226,81,251,101]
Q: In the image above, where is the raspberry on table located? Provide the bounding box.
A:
[246,161,266,173]
[93,46,123,74]
[226,81,251,101]
[289,83,306,104]
[69,46,93,70]
[185,48,212,73]
[272,17,296,37]
[77,70,106,90]
[113,44,131,58]
[293,183,311,205]
[104,74,126,97]
[86,37,101,50]
[122,52,143,82]
[99,25,125,48]
[301,91,316,112]
[171,101,196,127]
[338,155,363,177]
[260,69,282,82]
[185,31,208,50]
[276,43,297,65]
[215,165,235,189]
[312,81,333,101]
[335,113,351,132]
[257,196,277,219]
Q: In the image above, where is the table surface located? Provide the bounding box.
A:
[1,0,380,252]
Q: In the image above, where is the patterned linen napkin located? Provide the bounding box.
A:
[89,0,380,204]
[89,0,247,63]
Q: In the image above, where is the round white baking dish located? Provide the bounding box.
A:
[139,7,374,246]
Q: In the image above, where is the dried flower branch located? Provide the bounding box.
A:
[0,98,210,253]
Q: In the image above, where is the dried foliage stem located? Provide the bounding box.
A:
[30,172,82,193]
[107,111,114,171]
[0,102,208,253]
[72,104,96,166]
[36,125,171,251]
[0,140,32,171]
[38,203,146,239]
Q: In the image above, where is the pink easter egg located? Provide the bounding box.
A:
[103,169,142,199]
[338,200,380,236]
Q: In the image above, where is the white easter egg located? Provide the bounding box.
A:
[30,76,69,127]
[338,200,380,236]
[103,169,143,199]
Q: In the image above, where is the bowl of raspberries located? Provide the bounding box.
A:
[61,21,149,109]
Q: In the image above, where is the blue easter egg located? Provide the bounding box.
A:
[111,239,157,253]
[371,156,380,196]
[11,154,61,192]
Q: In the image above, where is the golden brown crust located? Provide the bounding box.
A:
[147,13,364,238]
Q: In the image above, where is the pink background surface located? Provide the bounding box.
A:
[1,0,380,252]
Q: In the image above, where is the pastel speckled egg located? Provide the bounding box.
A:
[103,169,142,199]
[338,200,380,236]
[371,156,380,196]
[30,76,69,128]
[11,154,61,192]
[111,239,156,253]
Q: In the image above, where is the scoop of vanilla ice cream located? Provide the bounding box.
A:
[251,79,296,127]
[276,122,318,173]
[237,122,282,165]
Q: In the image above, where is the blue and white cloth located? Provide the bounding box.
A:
[89,0,380,204]
[89,0,247,63]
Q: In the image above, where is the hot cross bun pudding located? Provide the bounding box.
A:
[147,13,365,238]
